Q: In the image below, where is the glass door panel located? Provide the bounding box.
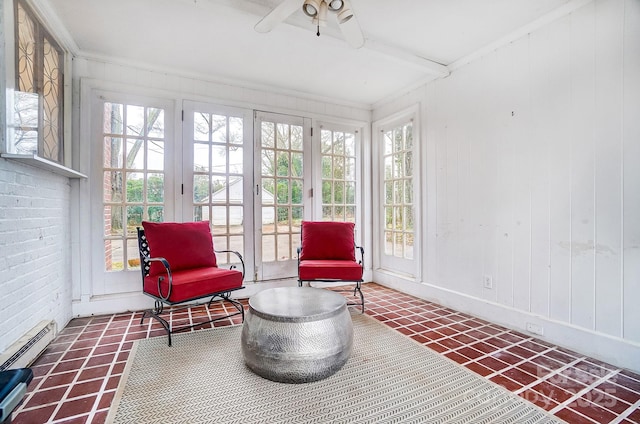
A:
[183,102,253,273]
[378,117,416,273]
[255,112,310,281]
[93,92,175,296]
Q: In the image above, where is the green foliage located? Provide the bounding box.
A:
[127,179,143,202]
[122,175,164,225]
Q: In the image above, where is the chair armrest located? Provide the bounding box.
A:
[141,253,173,300]
[356,246,365,269]
[215,250,245,279]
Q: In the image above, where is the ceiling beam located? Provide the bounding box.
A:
[364,40,449,78]
[200,0,449,78]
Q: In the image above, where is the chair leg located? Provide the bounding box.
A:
[223,295,245,322]
[206,292,244,323]
[353,282,365,313]
[142,300,172,346]
[303,280,365,313]
[139,309,149,325]
[141,294,245,347]
[154,315,172,346]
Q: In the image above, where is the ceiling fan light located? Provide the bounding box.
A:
[302,0,321,17]
[327,0,344,12]
[337,7,353,24]
[318,0,328,21]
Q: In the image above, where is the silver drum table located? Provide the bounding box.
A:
[241,286,353,383]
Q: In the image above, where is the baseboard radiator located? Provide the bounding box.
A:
[0,321,56,371]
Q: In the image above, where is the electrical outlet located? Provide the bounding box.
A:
[526,322,544,336]
[483,275,493,289]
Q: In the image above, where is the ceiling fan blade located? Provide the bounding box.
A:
[254,0,301,33]
[339,14,364,48]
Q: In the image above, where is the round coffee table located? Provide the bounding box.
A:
[241,286,353,383]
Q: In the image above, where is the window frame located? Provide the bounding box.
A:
[101,101,169,273]
[181,101,254,270]
[89,89,177,296]
[1,0,77,177]
[373,105,421,278]
[13,0,65,163]
[316,124,361,224]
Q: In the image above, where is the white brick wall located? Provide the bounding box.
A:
[0,159,73,354]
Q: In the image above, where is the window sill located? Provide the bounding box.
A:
[1,153,87,179]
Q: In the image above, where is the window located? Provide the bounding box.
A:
[102,102,166,272]
[320,128,357,222]
[383,121,414,260]
[13,0,64,163]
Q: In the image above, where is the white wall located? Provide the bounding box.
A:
[0,0,74,356]
[72,58,371,124]
[373,0,640,372]
[0,160,74,353]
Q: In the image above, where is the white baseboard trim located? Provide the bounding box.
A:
[373,271,640,373]
[72,292,155,317]
[71,277,356,318]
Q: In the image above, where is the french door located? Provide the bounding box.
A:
[182,107,313,282]
[254,112,312,281]
[95,95,357,293]
[93,91,176,295]
[182,101,254,275]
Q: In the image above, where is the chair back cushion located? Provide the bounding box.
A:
[142,221,217,276]
[299,221,356,261]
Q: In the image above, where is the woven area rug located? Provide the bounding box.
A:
[107,313,563,424]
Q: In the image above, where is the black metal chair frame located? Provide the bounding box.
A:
[137,227,245,346]
[297,245,365,313]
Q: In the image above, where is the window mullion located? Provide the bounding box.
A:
[36,23,44,158]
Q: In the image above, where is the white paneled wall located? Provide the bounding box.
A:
[623,0,640,342]
[373,0,640,370]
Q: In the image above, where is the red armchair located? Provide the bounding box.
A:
[297,221,365,312]
[137,221,244,345]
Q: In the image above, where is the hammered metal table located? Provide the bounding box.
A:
[241,286,353,383]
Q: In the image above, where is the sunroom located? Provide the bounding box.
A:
[0,0,639,422]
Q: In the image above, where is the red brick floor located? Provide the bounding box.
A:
[11,283,640,423]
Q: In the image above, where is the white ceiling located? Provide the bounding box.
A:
[43,0,576,106]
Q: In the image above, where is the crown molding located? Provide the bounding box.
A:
[27,0,80,54]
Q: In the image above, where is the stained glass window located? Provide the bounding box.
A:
[14,0,64,163]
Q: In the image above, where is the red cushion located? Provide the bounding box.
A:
[142,221,217,276]
[299,260,363,281]
[144,267,242,303]
[299,221,356,261]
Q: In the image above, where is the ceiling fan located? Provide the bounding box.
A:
[254,0,365,48]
